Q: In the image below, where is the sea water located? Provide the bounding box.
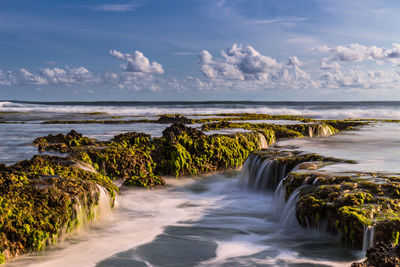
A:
[2,101,400,266]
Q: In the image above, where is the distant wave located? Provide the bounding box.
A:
[1,101,400,119]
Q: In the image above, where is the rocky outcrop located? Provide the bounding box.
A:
[156,114,192,124]
[0,115,367,264]
[352,242,400,267]
[154,123,261,177]
[244,148,400,257]
[33,130,96,152]
[0,155,116,263]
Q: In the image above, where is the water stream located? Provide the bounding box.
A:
[5,170,361,267]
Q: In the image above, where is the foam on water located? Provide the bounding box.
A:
[2,101,386,266]
[5,180,219,267]
[6,171,362,267]
[3,101,400,119]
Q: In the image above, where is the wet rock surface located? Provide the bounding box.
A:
[352,242,400,267]
[0,155,117,263]
[156,114,192,124]
[245,146,400,265]
[0,113,369,263]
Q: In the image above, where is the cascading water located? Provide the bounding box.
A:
[258,133,269,149]
[308,124,335,138]
[239,154,301,228]
[362,225,375,252]
[74,199,89,232]
[239,155,288,191]
[272,180,286,219]
[71,185,113,234]
[278,186,308,228]
[94,185,114,221]
[8,166,363,266]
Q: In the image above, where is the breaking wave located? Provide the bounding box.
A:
[2,101,400,119]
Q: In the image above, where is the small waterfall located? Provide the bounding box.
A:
[258,133,268,149]
[362,225,375,252]
[319,124,335,137]
[94,185,113,221]
[74,199,89,230]
[239,155,288,191]
[273,179,286,219]
[308,126,314,138]
[308,124,335,138]
[70,185,113,235]
[279,186,304,228]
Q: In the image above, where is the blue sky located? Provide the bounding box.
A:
[1,0,400,101]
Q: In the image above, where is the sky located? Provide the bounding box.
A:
[1,0,400,101]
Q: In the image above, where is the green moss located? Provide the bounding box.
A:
[320,120,369,131]
[391,231,400,246]
[282,168,400,249]
[153,124,261,177]
[0,114,375,262]
[338,206,374,226]
[33,130,96,152]
[0,154,119,261]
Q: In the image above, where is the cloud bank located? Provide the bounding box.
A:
[1,43,400,93]
[0,67,95,86]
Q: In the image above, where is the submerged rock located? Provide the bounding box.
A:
[156,114,192,124]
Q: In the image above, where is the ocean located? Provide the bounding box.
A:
[1,100,399,267]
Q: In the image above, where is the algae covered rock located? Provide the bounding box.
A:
[246,146,400,251]
[0,115,372,264]
[154,123,260,177]
[281,170,400,249]
[156,114,192,124]
[352,242,400,267]
[33,130,96,152]
[0,155,117,262]
[111,132,151,146]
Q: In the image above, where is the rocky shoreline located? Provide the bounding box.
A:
[0,113,381,264]
[243,147,400,266]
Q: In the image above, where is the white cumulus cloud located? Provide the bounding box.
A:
[110,49,164,74]
[199,44,282,81]
[319,69,399,89]
[0,67,95,86]
[314,43,400,69]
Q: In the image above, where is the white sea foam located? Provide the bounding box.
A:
[2,101,400,119]
[198,238,269,266]
[6,181,218,267]
[253,250,355,267]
